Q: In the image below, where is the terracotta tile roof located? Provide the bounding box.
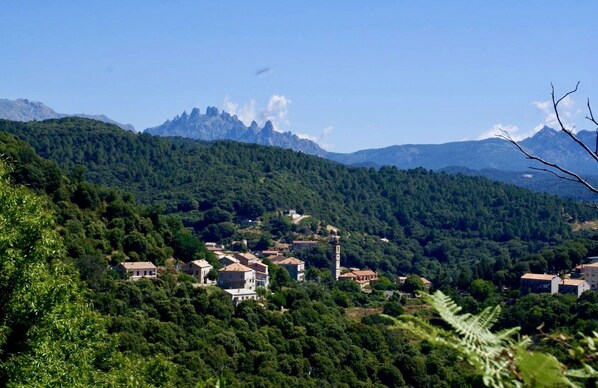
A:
[420,277,432,285]
[352,270,377,277]
[293,240,318,244]
[219,263,253,272]
[276,257,305,266]
[120,261,156,270]
[339,272,358,278]
[561,279,588,286]
[521,273,558,281]
[188,259,212,268]
[235,252,258,261]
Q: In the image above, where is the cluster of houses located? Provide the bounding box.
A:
[116,239,326,304]
[520,261,598,298]
[114,234,389,305]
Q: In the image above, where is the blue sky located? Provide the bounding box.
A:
[1,1,596,152]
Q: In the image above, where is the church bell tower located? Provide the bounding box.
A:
[330,231,340,280]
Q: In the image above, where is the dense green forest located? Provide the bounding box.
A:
[1,117,597,288]
[1,118,598,386]
[0,131,480,386]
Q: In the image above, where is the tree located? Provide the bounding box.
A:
[500,82,598,198]
[401,274,424,293]
[0,160,115,385]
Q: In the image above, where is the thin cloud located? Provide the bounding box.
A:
[260,95,291,131]
[222,96,258,125]
[222,94,291,131]
[298,125,334,150]
[478,124,529,141]
[531,95,579,133]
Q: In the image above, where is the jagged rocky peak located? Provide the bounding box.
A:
[144,105,327,156]
[190,107,200,119]
[206,106,219,117]
[262,120,274,133]
[249,121,260,133]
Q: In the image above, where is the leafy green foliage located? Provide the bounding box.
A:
[0,161,113,385]
[396,291,598,388]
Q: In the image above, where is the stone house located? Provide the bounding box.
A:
[272,256,305,282]
[182,259,214,286]
[234,253,269,288]
[339,269,378,289]
[217,263,256,290]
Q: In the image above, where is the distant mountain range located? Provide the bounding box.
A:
[0,98,135,131]
[3,97,596,199]
[328,126,597,175]
[145,107,327,156]
[144,105,597,200]
[145,104,595,176]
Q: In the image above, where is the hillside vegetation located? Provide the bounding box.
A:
[1,118,596,287]
[2,119,598,386]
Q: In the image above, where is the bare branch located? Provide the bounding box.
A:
[551,82,598,163]
[586,98,598,127]
[552,81,579,109]
[528,167,581,183]
[498,129,598,195]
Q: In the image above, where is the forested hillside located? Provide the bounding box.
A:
[1,117,596,287]
[2,119,598,386]
[0,132,480,386]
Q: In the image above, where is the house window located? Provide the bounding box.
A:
[144,271,147,275]
[136,271,139,276]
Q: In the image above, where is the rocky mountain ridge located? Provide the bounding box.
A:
[0,98,135,131]
[145,106,327,156]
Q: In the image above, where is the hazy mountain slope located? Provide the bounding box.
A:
[0,98,135,131]
[145,106,326,156]
[327,126,597,176]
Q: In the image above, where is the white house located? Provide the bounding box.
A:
[224,288,258,306]
[116,261,157,280]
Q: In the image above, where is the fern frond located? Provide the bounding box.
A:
[392,291,527,387]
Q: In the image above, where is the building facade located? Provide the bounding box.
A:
[520,273,561,294]
[182,259,214,286]
[224,288,258,306]
[559,279,591,297]
[217,262,256,290]
[274,257,305,282]
[580,263,598,290]
[116,261,157,280]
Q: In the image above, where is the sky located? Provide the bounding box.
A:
[1,1,597,152]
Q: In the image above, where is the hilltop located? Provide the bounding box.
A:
[0,98,135,131]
